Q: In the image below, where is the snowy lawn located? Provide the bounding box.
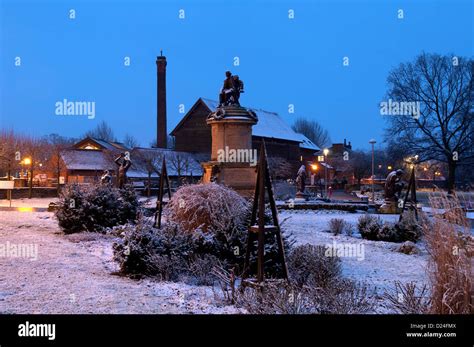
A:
[280,210,430,302]
[0,208,431,314]
[0,211,239,314]
[0,198,58,208]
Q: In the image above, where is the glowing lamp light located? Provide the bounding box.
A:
[387,165,393,170]
[323,148,329,156]
[311,164,318,171]
[23,158,31,165]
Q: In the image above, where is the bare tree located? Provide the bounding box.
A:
[134,149,163,197]
[123,133,139,149]
[384,53,474,194]
[150,135,175,150]
[0,129,22,179]
[292,117,331,149]
[267,156,294,180]
[21,136,48,198]
[85,121,116,142]
[351,150,372,186]
[42,134,75,196]
[168,152,191,186]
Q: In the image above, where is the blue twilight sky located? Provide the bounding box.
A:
[0,0,473,150]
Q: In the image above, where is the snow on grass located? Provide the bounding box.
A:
[0,211,240,314]
[0,198,58,208]
[280,210,429,297]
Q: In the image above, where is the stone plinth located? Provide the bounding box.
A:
[378,199,399,214]
[201,106,258,196]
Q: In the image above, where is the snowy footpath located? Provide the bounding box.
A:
[0,211,238,314]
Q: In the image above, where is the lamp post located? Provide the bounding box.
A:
[22,157,32,198]
[369,139,376,204]
[323,148,329,199]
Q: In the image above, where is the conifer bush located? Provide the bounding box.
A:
[56,184,139,234]
[113,183,293,283]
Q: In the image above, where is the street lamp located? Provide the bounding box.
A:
[323,148,329,198]
[369,139,376,204]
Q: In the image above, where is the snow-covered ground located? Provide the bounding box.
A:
[0,201,432,314]
[0,211,239,314]
[0,198,58,208]
[280,210,430,306]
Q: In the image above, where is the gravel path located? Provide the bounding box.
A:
[0,211,238,314]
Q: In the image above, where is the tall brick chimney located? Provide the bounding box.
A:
[156,52,167,148]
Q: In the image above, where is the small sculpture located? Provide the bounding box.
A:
[219,71,244,107]
[114,153,132,189]
[100,170,112,185]
[295,165,307,195]
[384,169,404,201]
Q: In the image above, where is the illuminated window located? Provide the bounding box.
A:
[82,143,99,150]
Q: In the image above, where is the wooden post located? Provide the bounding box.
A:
[257,150,266,282]
[242,140,288,283]
[155,157,172,228]
[399,167,418,222]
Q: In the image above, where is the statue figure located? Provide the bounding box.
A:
[295,165,307,194]
[384,169,404,201]
[114,152,132,189]
[100,170,112,185]
[219,71,244,107]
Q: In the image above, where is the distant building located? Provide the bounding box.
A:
[315,139,355,187]
[171,98,319,169]
[60,137,203,186]
[60,137,129,184]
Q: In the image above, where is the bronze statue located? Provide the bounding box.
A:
[384,169,404,200]
[114,153,132,189]
[219,71,244,107]
[295,164,307,194]
[100,170,112,185]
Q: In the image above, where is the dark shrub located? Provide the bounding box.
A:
[328,218,352,236]
[113,221,190,279]
[287,244,341,288]
[56,184,139,234]
[233,279,375,314]
[357,213,422,243]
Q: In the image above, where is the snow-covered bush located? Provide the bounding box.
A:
[167,183,249,235]
[328,218,352,236]
[113,183,293,283]
[56,184,139,234]
[357,213,422,243]
[113,220,225,284]
[233,278,375,314]
[383,281,430,314]
[287,244,341,287]
[357,215,382,240]
[167,183,293,278]
[113,220,191,279]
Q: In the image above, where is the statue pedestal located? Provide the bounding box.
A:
[295,192,309,202]
[201,106,258,196]
[379,199,399,214]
